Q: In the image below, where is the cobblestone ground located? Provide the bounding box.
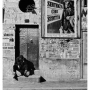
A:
[3,79,87,90]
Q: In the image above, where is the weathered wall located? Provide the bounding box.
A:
[81,0,87,79]
[3,0,87,81]
[3,24,15,79]
[3,0,40,79]
[39,0,81,81]
[39,38,80,81]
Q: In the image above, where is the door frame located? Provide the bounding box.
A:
[15,24,39,69]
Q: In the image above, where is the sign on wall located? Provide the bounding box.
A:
[42,0,80,38]
[3,29,15,57]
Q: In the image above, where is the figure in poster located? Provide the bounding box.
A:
[61,0,75,34]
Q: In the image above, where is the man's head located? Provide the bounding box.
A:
[65,1,74,8]
[16,55,25,69]
[19,55,24,60]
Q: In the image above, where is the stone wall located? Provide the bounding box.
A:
[3,0,40,79]
[3,0,87,81]
[39,0,81,81]
[39,38,81,81]
[3,24,15,79]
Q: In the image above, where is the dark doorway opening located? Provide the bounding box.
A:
[15,25,39,69]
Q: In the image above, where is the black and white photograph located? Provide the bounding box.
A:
[2,0,87,90]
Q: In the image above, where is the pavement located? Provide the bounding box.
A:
[3,78,87,90]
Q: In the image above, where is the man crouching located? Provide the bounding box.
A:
[13,55,35,80]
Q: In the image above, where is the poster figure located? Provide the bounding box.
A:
[60,1,74,34]
[42,0,79,38]
[81,0,87,30]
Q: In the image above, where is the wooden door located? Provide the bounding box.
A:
[15,25,39,69]
[20,28,28,59]
[19,28,39,69]
[27,28,39,69]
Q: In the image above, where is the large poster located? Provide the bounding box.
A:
[42,0,80,38]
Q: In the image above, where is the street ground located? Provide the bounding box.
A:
[3,78,87,90]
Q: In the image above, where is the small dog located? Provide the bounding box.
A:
[13,55,35,80]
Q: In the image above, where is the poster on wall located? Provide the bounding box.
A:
[3,29,15,57]
[81,0,87,31]
[42,0,80,38]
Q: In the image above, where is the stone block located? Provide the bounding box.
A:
[39,59,80,81]
[18,75,40,83]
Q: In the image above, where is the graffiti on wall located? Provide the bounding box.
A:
[40,39,80,59]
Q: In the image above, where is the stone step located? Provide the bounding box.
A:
[34,70,41,76]
[18,70,41,82]
[18,75,40,83]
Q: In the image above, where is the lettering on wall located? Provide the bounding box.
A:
[3,28,15,57]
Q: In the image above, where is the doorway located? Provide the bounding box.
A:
[15,25,39,69]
